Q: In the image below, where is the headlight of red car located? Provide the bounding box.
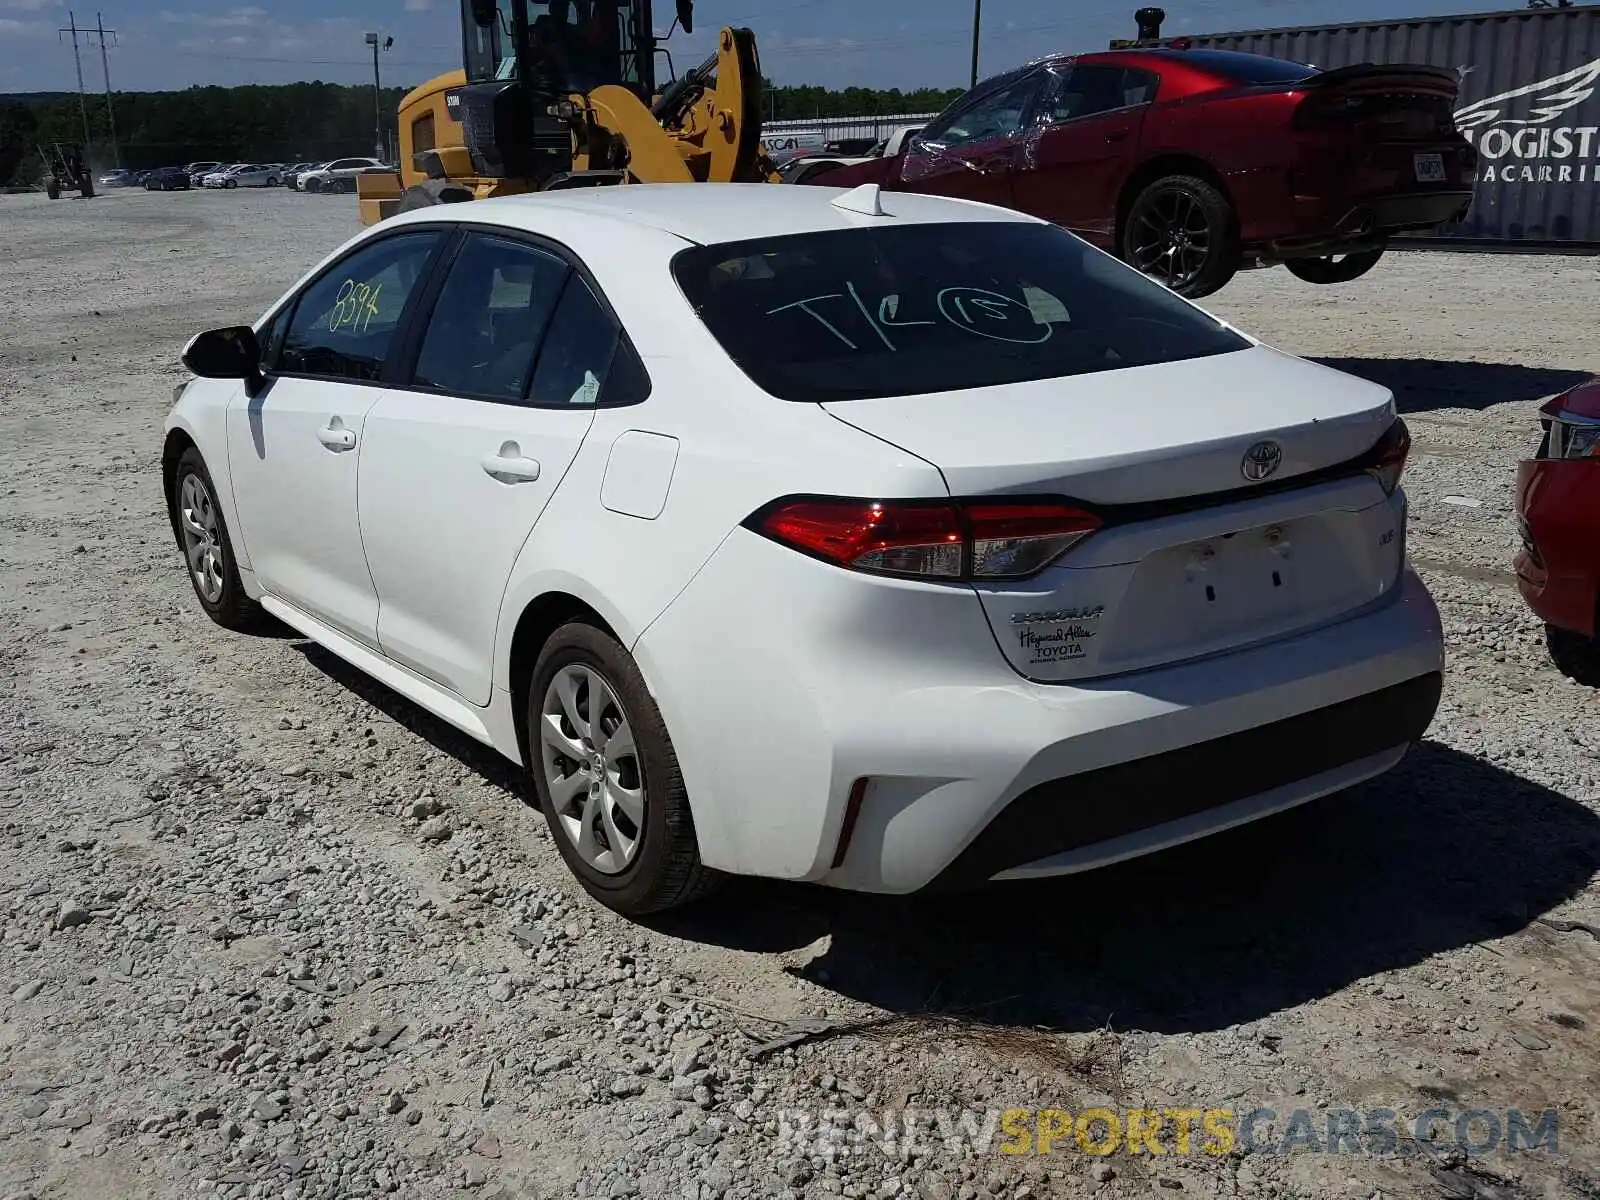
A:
[1538,380,1600,460]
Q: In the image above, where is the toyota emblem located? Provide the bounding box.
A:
[1241,440,1283,482]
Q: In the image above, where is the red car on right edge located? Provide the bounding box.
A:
[1517,378,1600,685]
[811,45,1476,298]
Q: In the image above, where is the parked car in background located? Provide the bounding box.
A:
[224,164,283,188]
[1516,377,1600,685]
[285,163,327,191]
[814,47,1475,298]
[780,126,925,184]
[185,161,223,187]
[145,166,192,191]
[296,157,384,194]
[98,168,136,188]
[162,183,1440,916]
[201,164,243,188]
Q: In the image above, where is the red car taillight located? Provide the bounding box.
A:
[752,498,1100,582]
[1364,418,1411,496]
[1538,383,1600,460]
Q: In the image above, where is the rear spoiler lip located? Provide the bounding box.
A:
[1298,61,1461,99]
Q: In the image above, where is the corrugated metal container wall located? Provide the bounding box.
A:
[1163,6,1600,244]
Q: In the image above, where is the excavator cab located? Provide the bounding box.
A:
[360,0,767,223]
[454,0,692,184]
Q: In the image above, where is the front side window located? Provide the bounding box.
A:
[277,232,440,382]
[1049,65,1157,121]
[671,222,1249,403]
[924,76,1041,149]
[413,233,571,401]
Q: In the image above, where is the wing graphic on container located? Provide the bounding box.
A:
[1453,56,1600,128]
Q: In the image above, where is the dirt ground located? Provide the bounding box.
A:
[1,187,1598,1200]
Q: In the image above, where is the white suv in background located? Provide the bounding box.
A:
[297,158,384,194]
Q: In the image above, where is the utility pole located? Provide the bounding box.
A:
[59,11,94,158]
[93,13,120,168]
[969,0,982,89]
[365,32,393,163]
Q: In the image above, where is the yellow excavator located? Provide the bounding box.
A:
[357,0,776,224]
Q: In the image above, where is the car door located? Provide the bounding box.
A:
[895,73,1044,208]
[226,229,445,647]
[358,231,647,704]
[1015,64,1157,243]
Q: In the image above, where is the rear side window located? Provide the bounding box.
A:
[671,222,1249,403]
[1176,49,1318,85]
[276,231,440,381]
[413,234,570,401]
[527,275,649,407]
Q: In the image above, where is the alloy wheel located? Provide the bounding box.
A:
[541,664,645,875]
[178,473,226,603]
[1129,186,1213,289]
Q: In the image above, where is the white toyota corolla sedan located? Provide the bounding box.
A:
[162,182,1444,915]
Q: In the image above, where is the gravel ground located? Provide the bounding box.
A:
[2,188,1598,1200]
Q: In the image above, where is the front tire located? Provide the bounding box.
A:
[224,178,237,189]
[304,177,322,193]
[1547,624,1600,687]
[1121,174,1238,298]
[528,622,719,916]
[171,448,261,632]
[1284,246,1386,285]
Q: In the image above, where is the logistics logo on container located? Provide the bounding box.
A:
[773,1105,1560,1162]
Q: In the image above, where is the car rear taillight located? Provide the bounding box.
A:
[1538,384,1600,460]
[751,498,1100,582]
[1363,418,1411,496]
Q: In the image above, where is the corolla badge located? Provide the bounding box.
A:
[1241,440,1283,482]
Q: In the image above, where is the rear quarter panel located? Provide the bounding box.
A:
[1142,91,1302,241]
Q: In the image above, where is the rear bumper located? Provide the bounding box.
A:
[1262,191,1472,256]
[637,525,1445,893]
[1516,457,1600,636]
[928,672,1439,890]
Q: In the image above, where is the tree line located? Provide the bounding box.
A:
[0,78,965,186]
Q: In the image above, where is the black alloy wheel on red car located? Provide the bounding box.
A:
[1122,174,1240,299]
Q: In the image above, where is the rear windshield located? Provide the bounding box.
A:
[670,222,1249,402]
[1171,49,1318,85]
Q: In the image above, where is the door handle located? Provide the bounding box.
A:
[1105,130,1130,143]
[481,442,541,484]
[317,422,356,451]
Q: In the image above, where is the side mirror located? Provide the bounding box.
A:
[470,0,497,28]
[183,325,263,388]
[676,0,693,34]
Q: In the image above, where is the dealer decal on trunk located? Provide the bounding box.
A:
[1010,606,1105,663]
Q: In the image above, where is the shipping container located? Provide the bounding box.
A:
[1120,5,1600,246]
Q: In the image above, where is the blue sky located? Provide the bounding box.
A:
[0,0,1535,95]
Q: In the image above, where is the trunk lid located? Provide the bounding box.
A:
[823,346,1406,682]
[820,345,1396,504]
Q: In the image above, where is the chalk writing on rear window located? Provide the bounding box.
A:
[765,283,1061,350]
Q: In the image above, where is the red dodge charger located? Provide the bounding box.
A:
[812,46,1477,298]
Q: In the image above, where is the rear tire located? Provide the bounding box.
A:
[1121,174,1238,299]
[397,179,475,212]
[1546,624,1600,687]
[1285,246,1386,285]
[528,622,720,916]
[170,448,262,632]
[46,179,60,200]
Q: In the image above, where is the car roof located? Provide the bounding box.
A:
[412,182,1042,247]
